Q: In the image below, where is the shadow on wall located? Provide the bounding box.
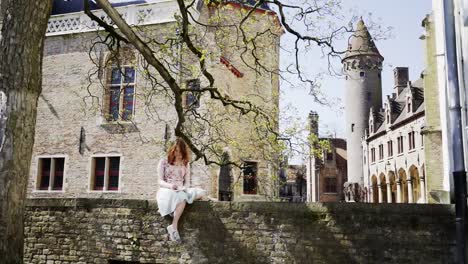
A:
[23,199,456,264]
[182,203,356,264]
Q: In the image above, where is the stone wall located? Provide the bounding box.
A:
[24,198,455,264]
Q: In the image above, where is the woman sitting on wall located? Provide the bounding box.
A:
[156,138,207,242]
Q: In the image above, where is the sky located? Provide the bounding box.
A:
[280,0,433,140]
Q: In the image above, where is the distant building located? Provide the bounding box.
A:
[306,111,347,202]
[362,69,426,203]
[356,15,450,204]
[279,164,307,202]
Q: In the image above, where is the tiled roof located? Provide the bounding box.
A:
[367,77,426,140]
[52,0,270,15]
[228,0,270,10]
[52,0,147,15]
[387,79,425,126]
[373,111,386,134]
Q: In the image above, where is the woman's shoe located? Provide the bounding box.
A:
[166,225,181,243]
[206,195,218,202]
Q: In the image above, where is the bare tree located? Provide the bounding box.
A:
[81,0,364,196]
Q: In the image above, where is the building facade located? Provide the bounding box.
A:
[360,12,451,204]
[27,0,281,201]
[362,71,426,203]
[306,112,347,202]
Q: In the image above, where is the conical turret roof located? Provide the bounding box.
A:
[343,19,383,61]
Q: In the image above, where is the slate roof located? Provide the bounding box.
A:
[367,77,426,140]
[52,0,148,15]
[343,19,383,61]
[228,0,270,10]
[52,0,269,15]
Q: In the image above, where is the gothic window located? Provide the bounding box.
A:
[91,156,120,191]
[36,157,65,191]
[243,161,258,195]
[324,177,337,193]
[185,79,201,109]
[371,148,376,163]
[104,49,136,122]
[397,136,404,154]
[378,144,384,160]
[387,140,393,157]
[408,131,416,150]
[351,123,355,132]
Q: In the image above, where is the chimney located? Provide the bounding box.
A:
[394,67,409,95]
[308,111,319,137]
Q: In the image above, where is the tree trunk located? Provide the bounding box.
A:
[0,1,53,262]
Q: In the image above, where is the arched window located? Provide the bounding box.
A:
[104,49,136,121]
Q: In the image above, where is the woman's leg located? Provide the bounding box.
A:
[172,201,186,230]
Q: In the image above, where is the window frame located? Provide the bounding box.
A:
[387,140,393,157]
[378,144,384,160]
[184,78,201,109]
[34,155,67,192]
[408,131,416,150]
[324,177,337,194]
[242,160,258,195]
[407,97,412,113]
[371,148,376,163]
[105,65,137,122]
[89,154,123,193]
[397,136,404,154]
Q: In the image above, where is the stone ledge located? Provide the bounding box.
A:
[26,198,455,216]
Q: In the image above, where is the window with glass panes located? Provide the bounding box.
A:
[387,140,393,157]
[379,144,384,160]
[324,177,337,193]
[92,156,120,191]
[37,157,65,191]
[108,66,135,121]
[408,131,416,150]
[397,136,404,154]
[243,161,258,195]
[185,79,200,109]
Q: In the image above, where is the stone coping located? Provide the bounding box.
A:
[26,198,455,216]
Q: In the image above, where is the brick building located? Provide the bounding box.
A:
[306,111,348,202]
[27,0,282,201]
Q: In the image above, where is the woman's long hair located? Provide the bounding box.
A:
[167,138,191,166]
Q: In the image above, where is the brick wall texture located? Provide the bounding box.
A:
[23,198,455,264]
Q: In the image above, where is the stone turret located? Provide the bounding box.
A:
[342,19,384,190]
[308,111,319,137]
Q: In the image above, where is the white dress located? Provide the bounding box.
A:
[156,158,205,216]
